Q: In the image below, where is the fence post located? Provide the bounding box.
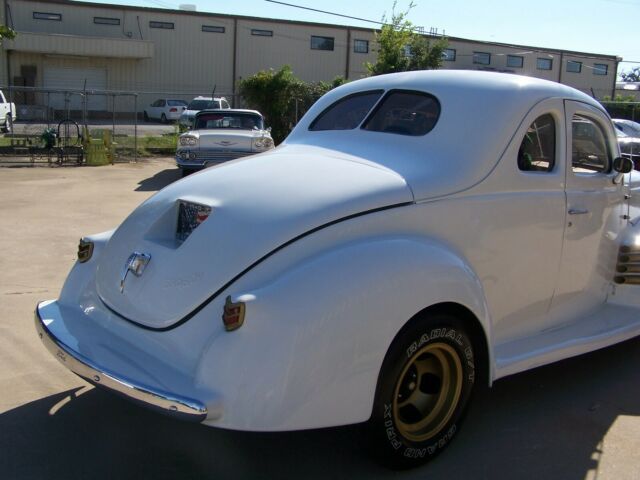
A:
[112,94,116,138]
[134,94,138,163]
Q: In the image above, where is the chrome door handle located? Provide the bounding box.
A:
[568,208,589,215]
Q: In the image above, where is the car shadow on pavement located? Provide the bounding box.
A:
[2,337,640,480]
[135,168,181,192]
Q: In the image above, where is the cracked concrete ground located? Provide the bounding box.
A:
[1,160,639,480]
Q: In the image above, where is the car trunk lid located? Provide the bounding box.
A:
[95,145,413,329]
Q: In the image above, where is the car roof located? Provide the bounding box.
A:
[285,70,606,201]
[613,119,640,126]
[195,109,262,116]
[191,96,227,101]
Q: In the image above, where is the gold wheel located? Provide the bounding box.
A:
[392,342,463,442]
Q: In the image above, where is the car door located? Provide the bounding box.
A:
[150,100,164,120]
[549,100,626,320]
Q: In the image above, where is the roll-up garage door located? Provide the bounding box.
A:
[43,67,107,111]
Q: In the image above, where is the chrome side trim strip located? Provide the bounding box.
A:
[34,303,207,422]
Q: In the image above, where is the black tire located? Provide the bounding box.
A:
[2,116,12,134]
[368,313,476,469]
[161,113,167,124]
[143,111,149,122]
[180,168,193,178]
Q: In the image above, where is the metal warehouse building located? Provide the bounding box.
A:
[0,0,621,113]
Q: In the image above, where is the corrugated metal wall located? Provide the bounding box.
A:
[1,0,619,111]
[442,38,616,95]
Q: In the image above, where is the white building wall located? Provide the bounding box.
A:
[236,19,348,83]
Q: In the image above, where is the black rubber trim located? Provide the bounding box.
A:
[101,201,413,332]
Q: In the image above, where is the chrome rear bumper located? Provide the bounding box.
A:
[35,302,207,422]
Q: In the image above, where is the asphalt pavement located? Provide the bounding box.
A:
[1,160,639,480]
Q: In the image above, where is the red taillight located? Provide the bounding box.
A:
[170,107,178,112]
[222,296,246,331]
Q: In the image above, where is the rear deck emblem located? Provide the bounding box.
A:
[120,252,151,293]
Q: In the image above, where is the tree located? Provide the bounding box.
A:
[0,25,16,44]
[366,1,447,76]
[621,67,640,82]
[239,66,346,144]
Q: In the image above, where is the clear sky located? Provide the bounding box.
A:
[76,0,639,76]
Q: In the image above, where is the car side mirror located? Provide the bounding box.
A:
[613,156,634,184]
[613,156,634,174]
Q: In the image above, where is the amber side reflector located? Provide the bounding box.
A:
[222,296,246,331]
[78,238,94,263]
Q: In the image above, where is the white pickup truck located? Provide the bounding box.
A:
[0,89,16,133]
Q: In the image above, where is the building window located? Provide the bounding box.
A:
[473,52,491,66]
[202,25,225,33]
[94,17,120,25]
[537,57,553,70]
[150,21,174,29]
[594,63,608,75]
[442,48,456,62]
[354,39,369,54]
[566,60,582,73]
[506,55,523,68]
[251,29,273,37]
[33,12,61,21]
[311,36,334,51]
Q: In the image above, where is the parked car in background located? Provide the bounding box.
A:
[612,118,640,137]
[35,71,640,470]
[143,99,188,123]
[179,96,231,129]
[176,109,273,176]
[0,89,17,133]
[615,128,640,168]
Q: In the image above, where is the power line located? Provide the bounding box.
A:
[139,0,178,9]
[264,0,384,26]
[263,0,442,34]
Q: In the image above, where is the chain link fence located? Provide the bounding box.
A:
[0,86,240,166]
[3,83,633,168]
[601,101,640,123]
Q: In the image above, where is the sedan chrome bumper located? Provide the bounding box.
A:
[35,302,207,422]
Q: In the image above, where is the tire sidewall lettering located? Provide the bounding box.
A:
[378,321,476,465]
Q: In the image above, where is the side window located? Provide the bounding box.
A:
[571,115,611,173]
[309,90,383,131]
[362,90,440,136]
[222,99,230,109]
[518,114,555,172]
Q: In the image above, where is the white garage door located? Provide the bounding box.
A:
[43,67,107,111]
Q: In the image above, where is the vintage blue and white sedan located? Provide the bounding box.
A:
[35,71,640,469]
[176,109,274,176]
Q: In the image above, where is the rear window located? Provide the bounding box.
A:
[362,90,440,136]
[195,113,263,130]
[168,100,187,107]
[188,100,210,110]
[309,90,383,131]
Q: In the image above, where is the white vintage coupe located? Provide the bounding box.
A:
[35,71,640,469]
[176,109,274,176]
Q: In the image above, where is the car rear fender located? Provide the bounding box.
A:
[196,236,493,431]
